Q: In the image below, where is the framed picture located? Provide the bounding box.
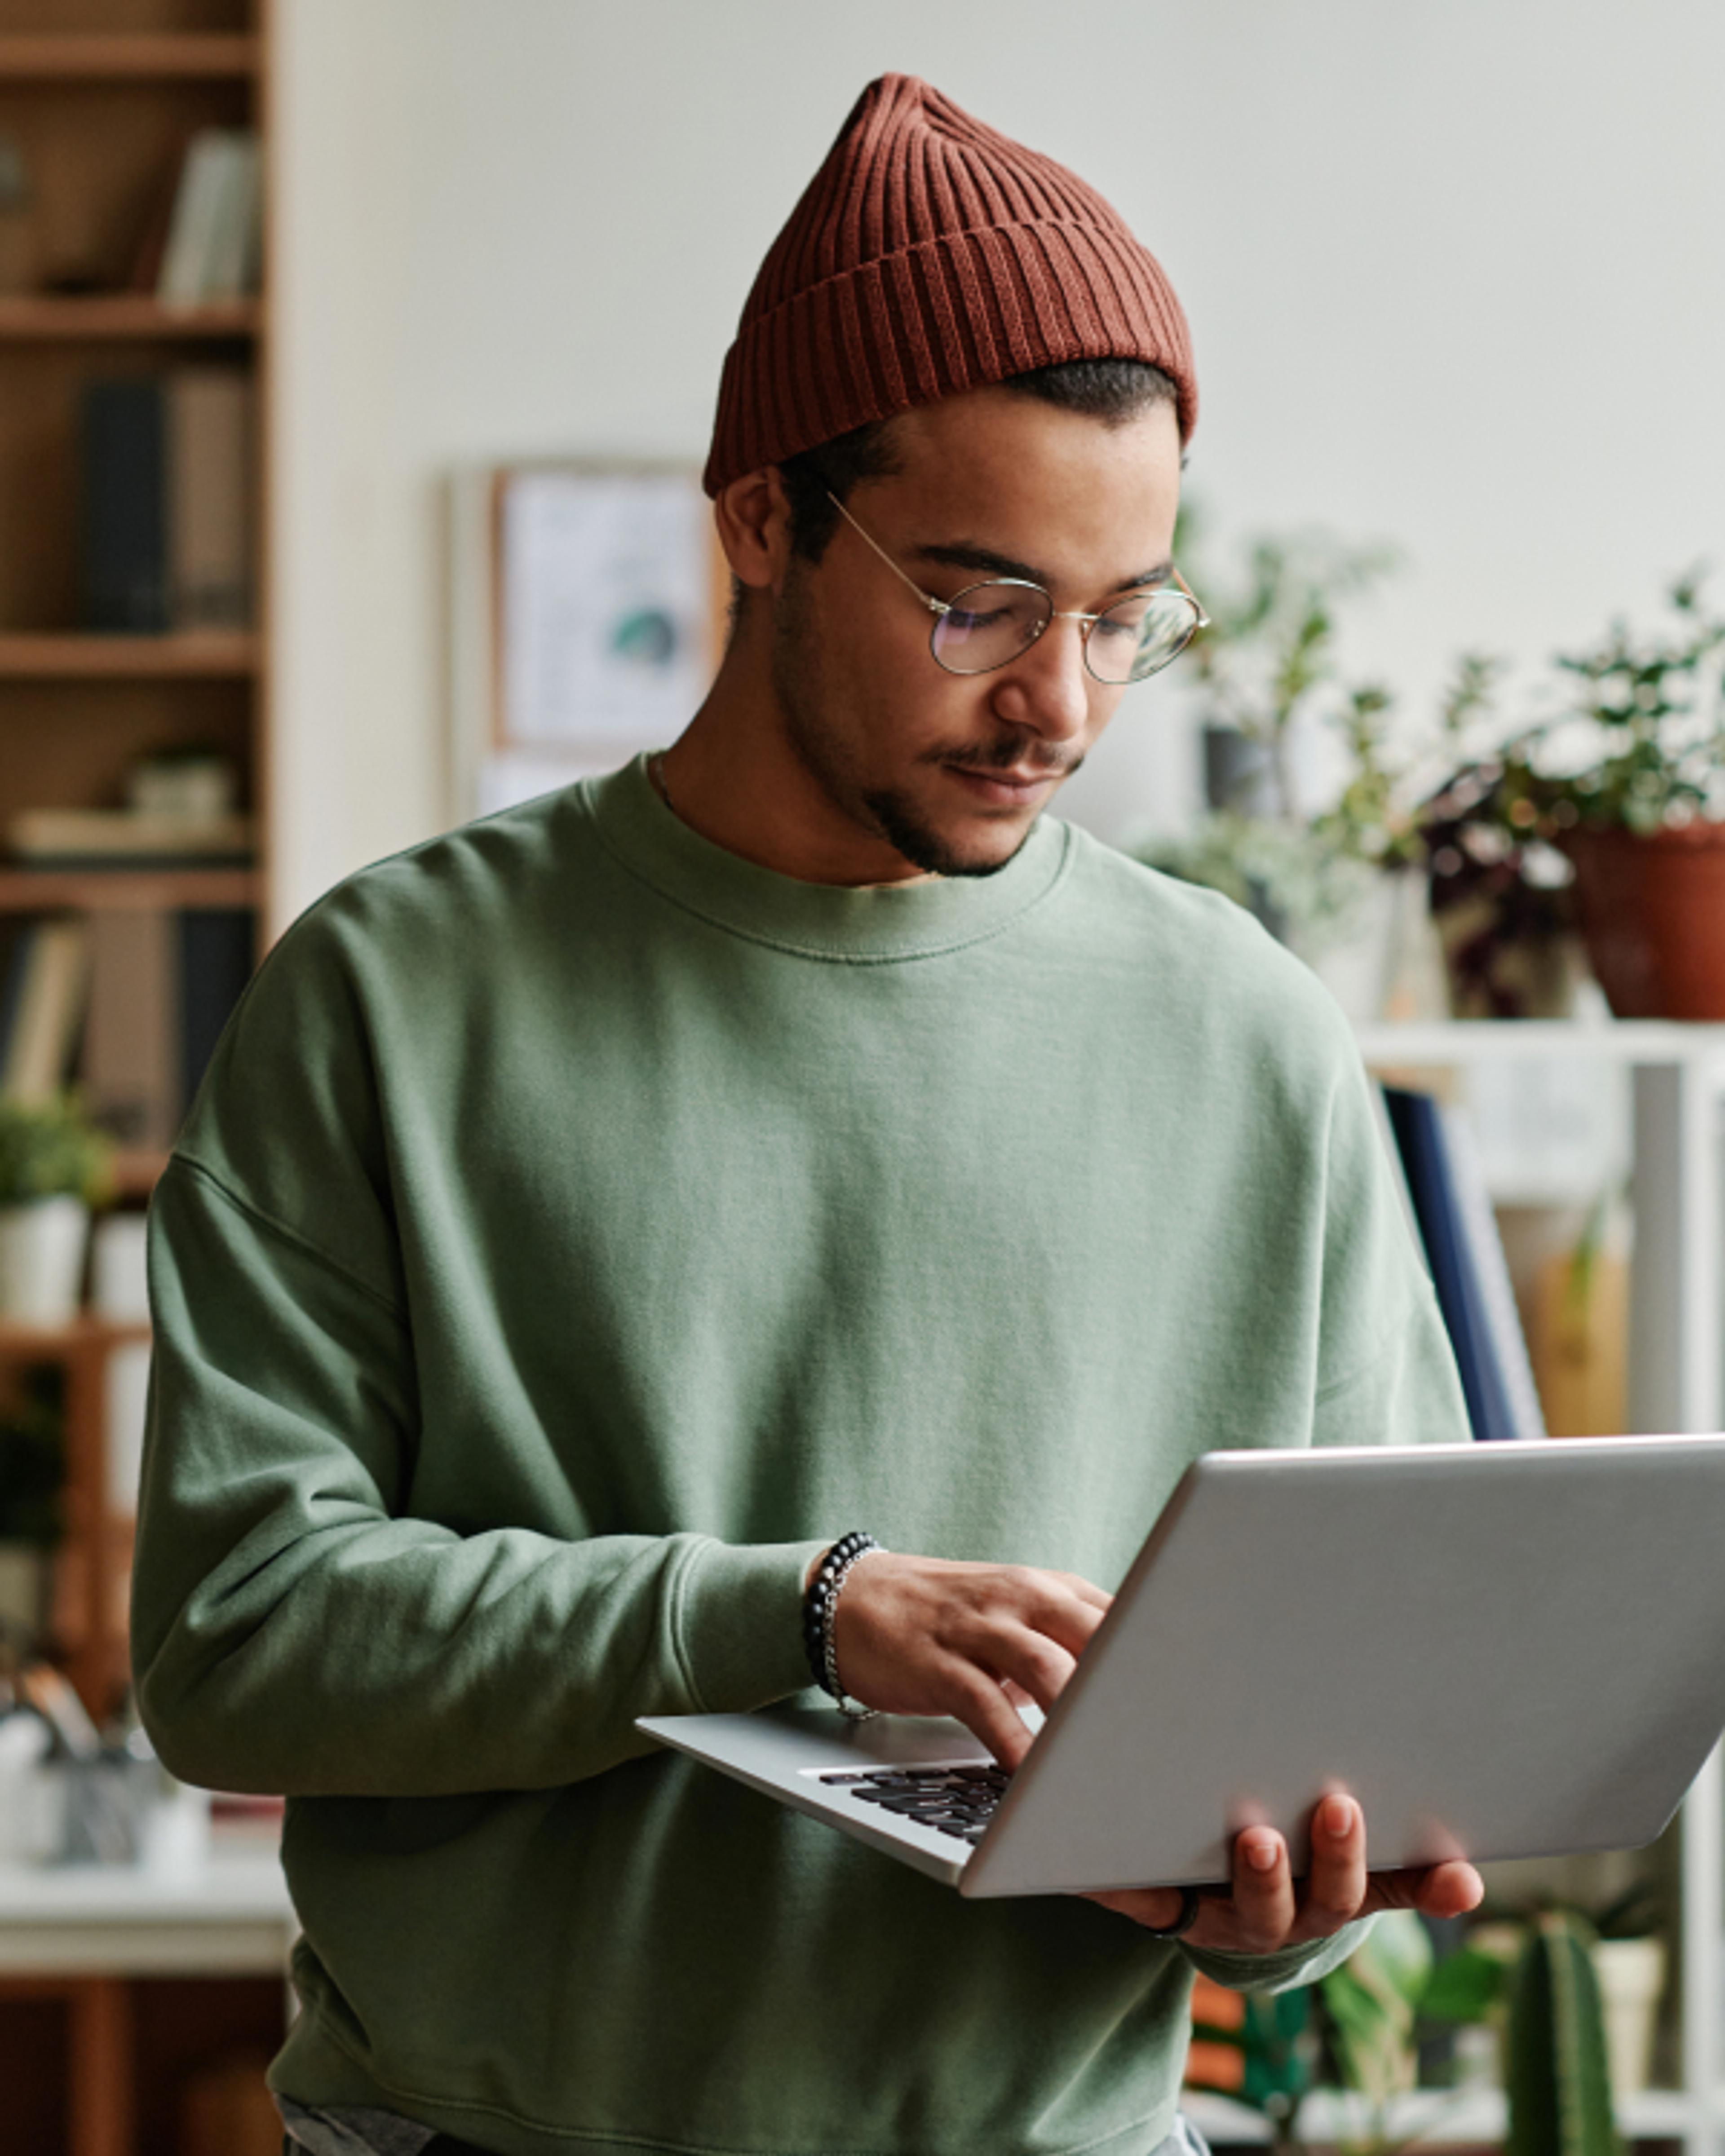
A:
[448,458,726,819]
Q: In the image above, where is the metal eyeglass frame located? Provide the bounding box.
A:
[825,489,1208,685]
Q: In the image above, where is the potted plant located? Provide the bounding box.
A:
[1188,1903,1635,2156]
[0,1094,115,1325]
[1424,578,1725,1019]
[1540,576,1725,1017]
[1187,1913,1499,2156]
[1139,515,1448,1020]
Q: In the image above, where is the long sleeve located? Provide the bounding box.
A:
[133,1155,819,1795]
[128,862,826,1799]
[1184,1917,1375,1994]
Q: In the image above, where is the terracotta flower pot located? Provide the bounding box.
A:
[1563,822,1725,1018]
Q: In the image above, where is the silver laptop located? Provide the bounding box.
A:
[639,1436,1725,1897]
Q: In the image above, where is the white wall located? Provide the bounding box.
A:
[271,0,1725,923]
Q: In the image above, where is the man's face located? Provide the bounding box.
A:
[766,385,1184,878]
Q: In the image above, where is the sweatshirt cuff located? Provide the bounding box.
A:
[1184,1913,1375,1994]
[675,1535,831,1713]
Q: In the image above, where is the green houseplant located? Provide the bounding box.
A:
[1144,521,1407,941]
[1186,1908,1626,2156]
[1422,577,1725,1017]
[1505,1910,1621,2156]
[0,1094,115,1325]
[1139,514,1450,1019]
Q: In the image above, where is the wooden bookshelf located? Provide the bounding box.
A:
[0,0,270,1764]
[0,1317,148,1722]
[0,9,279,2146]
[111,1144,168,1197]
[0,293,260,338]
[0,629,258,674]
[0,1313,150,1359]
[0,34,259,80]
[0,866,259,910]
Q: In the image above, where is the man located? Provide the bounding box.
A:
[133,73,1480,2156]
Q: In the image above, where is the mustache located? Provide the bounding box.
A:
[924,734,1083,779]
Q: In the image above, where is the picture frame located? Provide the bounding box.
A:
[448,457,728,820]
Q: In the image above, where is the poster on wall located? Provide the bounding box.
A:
[449,460,723,819]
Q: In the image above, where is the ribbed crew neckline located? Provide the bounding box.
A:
[582,754,1071,964]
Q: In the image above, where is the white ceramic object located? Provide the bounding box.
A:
[138,1778,212,1877]
[90,1211,150,1322]
[0,1195,89,1324]
[0,1711,57,1864]
[1592,1935,1666,2097]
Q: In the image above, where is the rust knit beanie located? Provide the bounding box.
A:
[703,73,1196,497]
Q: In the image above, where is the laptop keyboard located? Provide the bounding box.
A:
[817,1764,1009,1846]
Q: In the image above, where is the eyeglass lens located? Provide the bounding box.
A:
[929,582,1201,684]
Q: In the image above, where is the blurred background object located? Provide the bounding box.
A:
[0,125,32,293]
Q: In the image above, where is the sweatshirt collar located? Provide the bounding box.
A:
[581,753,1070,963]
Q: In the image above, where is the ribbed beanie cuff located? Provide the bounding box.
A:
[704,74,1196,496]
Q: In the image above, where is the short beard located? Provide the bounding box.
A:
[769,561,1065,879]
[857,785,1022,879]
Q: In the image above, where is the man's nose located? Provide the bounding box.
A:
[991,616,1094,743]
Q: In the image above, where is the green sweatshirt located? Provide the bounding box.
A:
[133,755,1468,2156]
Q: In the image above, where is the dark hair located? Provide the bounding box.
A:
[775,357,1179,566]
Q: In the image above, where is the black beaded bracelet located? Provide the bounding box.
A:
[1136,1885,1203,1939]
[802,1531,881,1718]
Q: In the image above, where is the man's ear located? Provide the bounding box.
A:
[714,466,791,595]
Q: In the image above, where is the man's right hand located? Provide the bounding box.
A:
[818,1550,1112,1768]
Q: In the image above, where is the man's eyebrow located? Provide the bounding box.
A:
[914,540,1044,584]
[912,541,1173,595]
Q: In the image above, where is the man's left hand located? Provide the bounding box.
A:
[1087,1793,1483,1952]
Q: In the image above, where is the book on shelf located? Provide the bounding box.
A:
[178,910,254,1124]
[0,910,254,1143]
[157,128,262,308]
[79,376,165,632]
[8,808,255,863]
[1380,1084,1547,1443]
[78,369,257,634]
[82,911,177,1149]
[170,369,255,627]
[0,918,91,1104]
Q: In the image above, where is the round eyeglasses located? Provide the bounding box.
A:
[827,491,1207,685]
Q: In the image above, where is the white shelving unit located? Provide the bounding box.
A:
[1187,1021,1725,2156]
[1185,2083,1717,2148]
[1356,1021,1725,1441]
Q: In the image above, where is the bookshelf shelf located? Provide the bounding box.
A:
[1185,2084,1711,2147]
[0,35,260,81]
[0,296,261,342]
[0,867,260,911]
[0,631,260,677]
[0,1314,150,1363]
[1354,1017,1725,2156]
[1356,1018,1725,1065]
[111,1147,169,1199]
